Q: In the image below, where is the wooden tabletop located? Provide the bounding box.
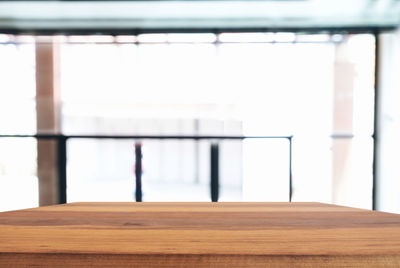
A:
[1,202,400,267]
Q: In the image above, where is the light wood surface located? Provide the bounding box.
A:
[1,202,400,267]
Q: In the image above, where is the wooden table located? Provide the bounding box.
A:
[1,202,400,267]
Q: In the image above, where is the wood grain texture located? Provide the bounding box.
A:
[1,202,400,267]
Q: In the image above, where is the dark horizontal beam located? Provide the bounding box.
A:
[0,26,394,36]
[0,40,342,46]
[0,134,293,140]
[0,134,368,140]
[330,134,355,139]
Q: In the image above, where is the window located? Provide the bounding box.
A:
[0,32,375,209]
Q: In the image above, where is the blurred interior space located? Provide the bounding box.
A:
[0,0,400,213]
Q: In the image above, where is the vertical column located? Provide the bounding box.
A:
[135,142,143,202]
[289,137,293,202]
[57,137,67,204]
[194,119,200,184]
[372,32,380,211]
[331,40,355,205]
[35,36,61,206]
[210,143,219,202]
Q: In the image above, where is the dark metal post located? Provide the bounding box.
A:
[135,142,143,202]
[210,143,219,202]
[289,136,293,202]
[57,136,67,204]
[194,119,200,184]
[372,31,381,211]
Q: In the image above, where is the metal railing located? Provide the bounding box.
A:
[0,134,293,203]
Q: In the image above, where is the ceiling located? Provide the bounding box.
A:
[0,0,399,34]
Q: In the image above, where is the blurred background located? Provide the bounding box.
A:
[0,0,399,213]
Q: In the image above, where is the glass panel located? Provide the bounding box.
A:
[0,41,36,134]
[67,139,211,202]
[291,136,333,203]
[141,140,209,201]
[67,139,136,202]
[58,33,374,205]
[331,137,373,209]
[0,38,38,211]
[376,30,400,213]
[242,139,290,201]
[217,42,335,136]
[219,140,243,201]
[0,138,38,212]
[0,33,375,207]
